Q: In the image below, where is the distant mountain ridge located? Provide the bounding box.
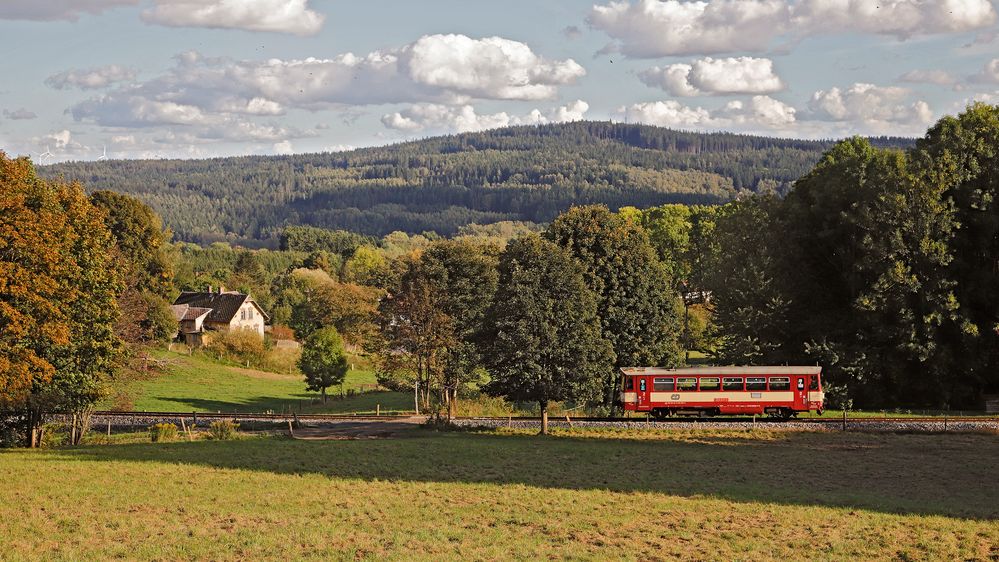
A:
[40,121,914,245]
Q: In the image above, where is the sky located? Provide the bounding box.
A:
[2,0,999,162]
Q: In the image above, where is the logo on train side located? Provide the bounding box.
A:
[670,394,680,401]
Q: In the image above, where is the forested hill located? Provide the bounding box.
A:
[40,122,913,245]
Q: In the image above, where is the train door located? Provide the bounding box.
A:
[637,377,651,411]
[795,376,807,410]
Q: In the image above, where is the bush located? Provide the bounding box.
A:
[207,420,239,440]
[207,329,267,366]
[149,423,178,442]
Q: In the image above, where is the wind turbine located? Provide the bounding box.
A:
[37,145,53,163]
[97,145,108,161]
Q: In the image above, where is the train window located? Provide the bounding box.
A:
[746,377,766,391]
[677,377,697,391]
[797,378,805,391]
[769,377,791,391]
[653,378,674,392]
[699,377,720,391]
[722,377,744,391]
[810,377,819,390]
[639,379,646,392]
[626,378,634,391]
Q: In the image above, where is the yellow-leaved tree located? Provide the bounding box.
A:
[0,154,123,447]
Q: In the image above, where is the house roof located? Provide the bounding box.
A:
[170,304,212,322]
[173,291,269,323]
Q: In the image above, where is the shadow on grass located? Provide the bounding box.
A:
[45,429,999,521]
[148,390,413,414]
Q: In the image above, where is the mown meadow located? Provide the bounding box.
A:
[1,428,996,561]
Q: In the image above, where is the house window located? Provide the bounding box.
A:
[248,307,253,320]
[240,309,246,321]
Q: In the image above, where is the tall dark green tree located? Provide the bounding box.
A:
[915,103,999,404]
[705,196,791,366]
[481,235,612,434]
[780,138,960,407]
[546,206,681,412]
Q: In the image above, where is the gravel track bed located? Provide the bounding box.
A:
[453,418,999,433]
[46,414,999,434]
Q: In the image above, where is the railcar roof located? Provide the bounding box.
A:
[620,366,822,376]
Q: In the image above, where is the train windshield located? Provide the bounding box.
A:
[810,375,820,390]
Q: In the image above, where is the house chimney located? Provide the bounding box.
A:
[219,284,226,294]
[206,285,212,293]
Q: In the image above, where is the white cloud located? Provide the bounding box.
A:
[70,35,584,135]
[639,64,699,96]
[970,58,999,83]
[3,108,37,120]
[898,69,957,86]
[141,0,325,36]
[0,0,136,21]
[807,83,933,125]
[381,100,590,134]
[791,0,997,38]
[45,65,136,90]
[718,95,797,127]
[619,100,714,128]
[619,95,795,130]
[273,140,294,154]
[402,35,585,101]
[589,0,997,57]
[589,0,787,57]
[640,57,784,96]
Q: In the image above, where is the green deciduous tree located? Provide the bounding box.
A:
[546,206,681,413]
[299,326,349,403]
[481,235,612,434]
[705,196,791,366]
[373,240,499,419]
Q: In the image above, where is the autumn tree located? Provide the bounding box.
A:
[299,327,349,402]
[0,154,123,447]
[90,191,176,346]
[373,253,453,413]
[481,235,612,434]
[280,268,381,345]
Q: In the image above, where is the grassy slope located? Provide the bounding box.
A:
[111,350,411,415]
[1,429,996,560]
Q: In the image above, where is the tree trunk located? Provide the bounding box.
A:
[414,378,420,414]
[322,387,327,404]
[539,402,548,435]
[447,387,456,422]
[684,297,691,363]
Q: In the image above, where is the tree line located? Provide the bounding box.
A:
[3,106,996,444]
[39,122,911,244]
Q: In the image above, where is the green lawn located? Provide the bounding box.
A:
[108,350,412,415]
[1,429,996,560]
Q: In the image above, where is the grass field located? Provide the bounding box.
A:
[108,350,412,415]
[1,428,997,560]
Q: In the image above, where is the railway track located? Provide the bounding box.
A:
[82,411,999,425]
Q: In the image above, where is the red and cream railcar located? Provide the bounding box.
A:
[620,366,824,419]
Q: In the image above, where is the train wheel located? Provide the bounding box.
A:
[768,408,792,421]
